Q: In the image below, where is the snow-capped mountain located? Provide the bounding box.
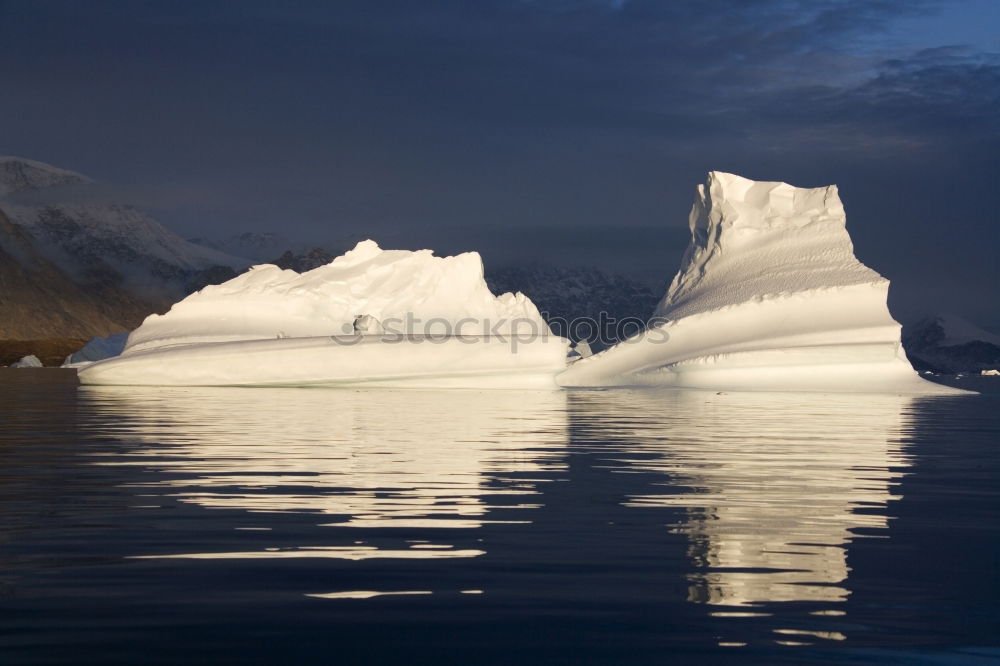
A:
[902,314,1000,373]
[0,207,156,339]
[0,156,91,196]
[0,156,247,339]
[1,157,245,287]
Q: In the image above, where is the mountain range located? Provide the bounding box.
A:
[902,315,1000,374]
[0,157,245,341]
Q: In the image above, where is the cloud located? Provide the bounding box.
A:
[0,0,997,324]
[717,47,1000,159]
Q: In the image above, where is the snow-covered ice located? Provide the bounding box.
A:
[79,241,569,387]
[122,240,550,353]
[557,172,961,393]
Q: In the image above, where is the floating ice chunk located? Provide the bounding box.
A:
[11,354,43,368]
[558,172,963,394]
[79,241,569,387]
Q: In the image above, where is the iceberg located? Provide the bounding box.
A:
[77,175,969,394]
[557,172,959,393]
[78,241,569,387]
[10,354,43,368]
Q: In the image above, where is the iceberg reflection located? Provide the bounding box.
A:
[79,386,568,559]
[81,384,916,619]
[571,390,913,610]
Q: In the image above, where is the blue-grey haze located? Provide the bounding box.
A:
[0,1,997,326]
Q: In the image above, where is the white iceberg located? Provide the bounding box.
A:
[77,175,970,394]
[10,354,43,368]
[557,172,959,393]
[78,241,569,388]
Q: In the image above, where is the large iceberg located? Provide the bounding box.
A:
[79,241,569,387]
[557,172,958,393]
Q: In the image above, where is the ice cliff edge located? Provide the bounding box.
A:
[657,171,880,320]
[558,172,961,393]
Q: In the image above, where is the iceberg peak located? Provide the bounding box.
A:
[558,171,961,393]
[120,239,552,355]
[701,171,842,229]
[657,171,877,322]
[335,239,386,265]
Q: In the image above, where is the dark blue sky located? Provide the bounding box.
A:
[1,0,998,325]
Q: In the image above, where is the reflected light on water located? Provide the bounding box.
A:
[130,545,486,560]
[79,383,921,643]
[570,391,914,615]
[306,590,434,600]
[79,386,569,559]
[4,370,997,661]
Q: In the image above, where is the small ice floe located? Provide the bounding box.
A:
[10,355,43,368]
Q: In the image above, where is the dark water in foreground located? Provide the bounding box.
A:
[1,370,999,665]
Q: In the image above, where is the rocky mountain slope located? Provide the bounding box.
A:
[0,157,245,340]
[272,247,336,272]
[0,208,164,339]
[903,314,1000,373]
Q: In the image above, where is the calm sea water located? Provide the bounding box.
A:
[1,370,998,665]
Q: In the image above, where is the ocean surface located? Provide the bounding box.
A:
[1,370,998,665]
